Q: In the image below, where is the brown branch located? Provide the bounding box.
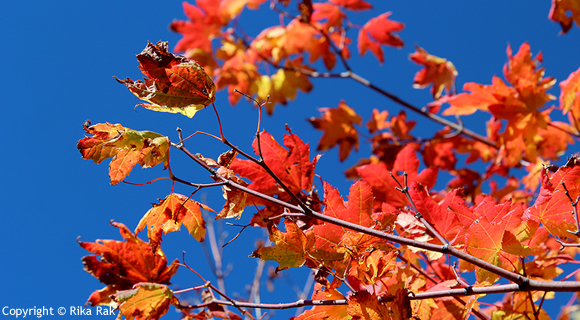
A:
[180,281,569,311]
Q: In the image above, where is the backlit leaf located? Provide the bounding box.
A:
[116,41,216,118]
[293,283,348,320]
[250,220,315,272]
[358,12,404,63]
[410,46,458,99]
[77,122,170,185]
[230,128,320,195]
[135,193,212,253]
[112,283,177,320]
[549,0,580,34]
[79,222,178,306]
[346,290,389,320]
[309,100,362,161]
[560,67,580,132]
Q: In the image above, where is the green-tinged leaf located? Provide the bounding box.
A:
[112,283,177,320]
[116,41,216,118]
[77,122,170,185]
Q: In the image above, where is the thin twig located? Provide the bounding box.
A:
[391,172,449,247]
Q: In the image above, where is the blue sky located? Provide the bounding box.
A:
[1,1,580,319]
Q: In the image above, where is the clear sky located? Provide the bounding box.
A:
[1,1,579,319]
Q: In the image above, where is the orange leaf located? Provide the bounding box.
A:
[216,39,261,105]
[79,222,179,306]
[560,66,580,132]
[309,100,362,161]
[549,0,580,34]
[294,283,347,320]
[77,122,170,185]
[215,167,249,220]
[366,109,390,134]
[358,12,404,63]
[346,290,389,320]
[112,283,177,320]
[410,46,458,99]
[250,220,315,272]
[116,41,216,118]
[135,193,212,253]
[463,197,524,283]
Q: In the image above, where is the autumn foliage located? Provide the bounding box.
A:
[76,1,580,319]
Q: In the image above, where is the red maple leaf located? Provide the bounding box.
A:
[449,196,525,283]
[357,144,438,209]
[313,181,375,254]
[79,222,179,306]
[293,283,347,319]
[358,12,404,63]
[230,128,320,196]
[409,187,463,243]
[527,157,580,240]
[170,0,268,52]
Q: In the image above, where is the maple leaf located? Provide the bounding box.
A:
[252,19,318,64]
[116,41,216,118]
[537,120,575,160]
[409,187,463,243]
[250,220,315,272]
[79,222,179,306]
[358,12,404,63]
[135,193,213,253]
[215,39,262,105]
[560,66,580,132]
[309,100,362,161]
[259,65,314,114]
[357,144,438,209]
[230,128,320,196]
[409,46,458,99]
[310,181,375,271]
[77,122,170,185]
[527,156,580,240]
[346,290,389,320]
[366,109,390,134]
[293,283,348,320]
[170,1,223,52]
[216,167,249,220]
[455,197,524,283]
[170,0,267,53]
[347,244,398,284]
[442,43,557,167]
[312,3,345,30]
[549,0,580,34]
[112,283,178,320]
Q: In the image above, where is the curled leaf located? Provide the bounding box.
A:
[116,41,216,118]
[135,193,213,253]
[77,122,170,185]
